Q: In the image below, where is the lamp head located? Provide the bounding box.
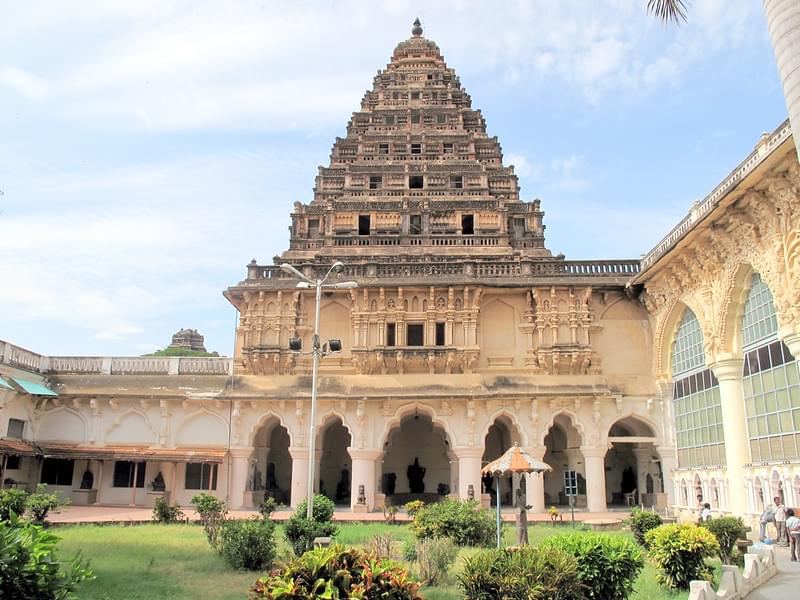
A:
[288,337,302,351]
[327,339,343,353]
[332,281,358,289]
[280,262,308,282]
[331,261,345,274]
[296,281,312,289]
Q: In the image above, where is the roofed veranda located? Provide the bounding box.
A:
[2,21,800,522]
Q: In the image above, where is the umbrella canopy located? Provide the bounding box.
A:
[481,444,552,476]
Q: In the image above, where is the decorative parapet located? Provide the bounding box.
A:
[243,258,641,285]
[0,340,233,376]
[639,119,792,274]
[687,546,777,600]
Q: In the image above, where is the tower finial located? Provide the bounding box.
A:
[412,17,423,37]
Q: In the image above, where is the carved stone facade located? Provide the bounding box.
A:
[1,22,798,520]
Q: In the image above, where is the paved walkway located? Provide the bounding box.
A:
[48,504,628,524]
[748,545,800,600]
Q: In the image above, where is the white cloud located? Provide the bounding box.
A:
[0,66,48,99]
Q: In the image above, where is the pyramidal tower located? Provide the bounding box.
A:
[283,18,548,264]
[225,20,639,377]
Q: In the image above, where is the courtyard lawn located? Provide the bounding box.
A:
[56,522,696,600]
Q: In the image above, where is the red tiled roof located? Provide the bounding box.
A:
[39,444,226,463]
[0,438,39,456]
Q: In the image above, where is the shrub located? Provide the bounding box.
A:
[414,537,457,586]
[259,497,278,520]
[0,488,28,521]
[0,514,93,599]
[283,495,338,556]
[404,499,425,518]
[645,523,719,589]
[459,546,584,600]
[413,499,495,547]
[152,497,185,524]
[624,508,662,548]
[251,545,422,599]
[218,518,276,570]
[190,492,227,548]
[702,516,745,565]
[540,532,644,600]
[26,484,65,525]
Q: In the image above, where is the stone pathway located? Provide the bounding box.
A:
[748,545,800,600]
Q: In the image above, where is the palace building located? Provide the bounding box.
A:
[1,21,799,519]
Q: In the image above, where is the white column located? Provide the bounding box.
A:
[633,446,652,505]
[348,448,382,511]
[527,446,547,513]
[454,447,483,501]
[447,451,459,497]
[581,446,608,513]
[289,446,309,508]
[711,355,750,515]
[657,447,677,506]
[227,448,251,509]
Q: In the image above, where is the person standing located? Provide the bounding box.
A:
[785,509,800,561]
[775,498,788,546]
[759,497,778,542]
[515,487,531,546]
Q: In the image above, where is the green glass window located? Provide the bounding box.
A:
[741,273,800,462]
[671,308,724,468]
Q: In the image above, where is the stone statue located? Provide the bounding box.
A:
[382,472,397,495]
[468,484,475,500]
[336,466,351,502]
[253,468,263,492]
[407,457,426,494]
[357,484,366,505]
[79,470,94,490]
[151,472,166,492]
[515,487,532,546]
[482,472,494,495]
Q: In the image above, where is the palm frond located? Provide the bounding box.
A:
[647,0,688,24]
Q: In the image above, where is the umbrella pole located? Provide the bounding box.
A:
[495,474,501,548]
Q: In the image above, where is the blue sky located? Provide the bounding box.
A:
[0,0,789,357]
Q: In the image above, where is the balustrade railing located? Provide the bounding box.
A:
[0,340,233,377]
[246,258,641,283]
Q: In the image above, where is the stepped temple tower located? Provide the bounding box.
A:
[3,20,799,521]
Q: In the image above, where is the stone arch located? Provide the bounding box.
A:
[771,469,784,504]
[174,409,229,447]
[693,473,703,504]
[315,410,353,448]
[538,410,585,447]
[655,299,710,379]
[542,413,586,506]
[710,477,720,509]
[317,414,352,504]
[106,409,156,445]
[378,402,457,450]
[482,412,525,505]
[250,414,292,504]
[754,475,766,512]
[719,262,756,354]
[480,410,527,448]
[247,411,294,447]
[381,409,451,498]
[36,407,86,443]
[605,414,662,446]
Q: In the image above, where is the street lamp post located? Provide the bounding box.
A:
[280,261,357,520]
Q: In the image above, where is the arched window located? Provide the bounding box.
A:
[741,273,800,462]
[671,309,725,468]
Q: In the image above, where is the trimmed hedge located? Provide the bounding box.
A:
[645,523,719,589]
[540,532,644,600]
[459,546,585,600]
[218,518,276,570]
[284,495,338,556]
[412,499,495,547]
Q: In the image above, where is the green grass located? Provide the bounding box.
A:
[54,521,710,600]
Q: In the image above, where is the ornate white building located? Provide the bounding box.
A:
[1,22,799,519]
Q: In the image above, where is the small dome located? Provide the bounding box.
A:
[412,17,423,37]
